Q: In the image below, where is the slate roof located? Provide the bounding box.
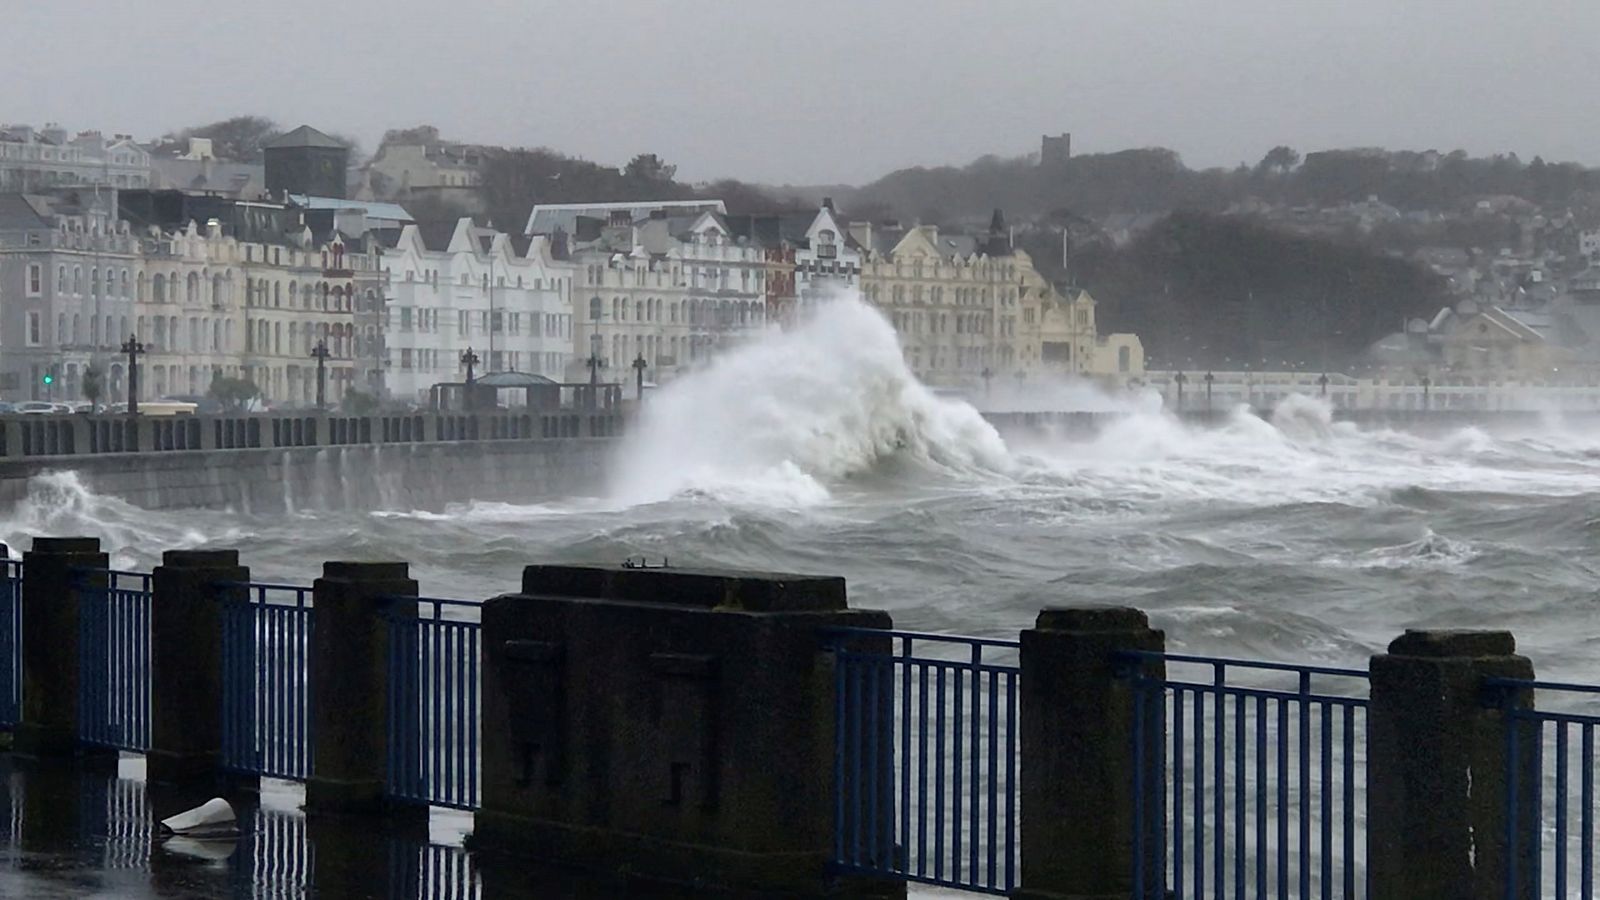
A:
[265,126,346,150]
[415,220,457,252]
[525,200,724,236]
[287,194,414,224]
[0,193,54,231]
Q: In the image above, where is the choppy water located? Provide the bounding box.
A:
[8,298,1600,680]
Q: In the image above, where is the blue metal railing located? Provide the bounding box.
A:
[0,559,19,729]
[385,596,482,810]
[77,569,152,751]
[1490,677,1600,900]
[1124,651,1371,899]
[221,582,314,781]
[826,627,1021,895]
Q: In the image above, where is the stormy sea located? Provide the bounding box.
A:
[10,297,1600,680]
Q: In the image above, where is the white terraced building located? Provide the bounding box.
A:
[380,217,575,404]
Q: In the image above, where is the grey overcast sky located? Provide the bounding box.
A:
[4,0,1596,185]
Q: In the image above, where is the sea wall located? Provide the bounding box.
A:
[982,407,1600,438]
[0,437,617,513]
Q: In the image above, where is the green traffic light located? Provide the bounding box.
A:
[41,374,52,385]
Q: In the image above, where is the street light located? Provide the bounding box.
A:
[1173,371,1188,410]
[460,346,480,411]
[1318,373,1329,397]
[587,333,604,386]
[121,335,145,415]
[632,352,647,402]
[1203,371,1215,412]
[309,340,332,412]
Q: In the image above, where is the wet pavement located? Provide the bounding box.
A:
[0,754,476,899]
[0,754,959,898]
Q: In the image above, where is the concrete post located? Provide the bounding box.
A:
[1369,630,1536,900]
[147,549,248,787]
[472,564,897,898]
[15,536,109,757]
[304,561,417,817]
[1013,608,1165,900]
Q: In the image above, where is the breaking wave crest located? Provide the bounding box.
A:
[0,471,229,566]
[608,295,1013,506]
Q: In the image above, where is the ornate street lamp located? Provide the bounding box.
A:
[460,346,480,411]
[121,335,145,415]
[632,352,647,402]
[310,340,332,412]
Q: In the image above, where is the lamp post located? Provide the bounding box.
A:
[310,340,332,412]
[1318,373,1329,397]
[1173,371,1188,410]
[632,352,647,402]
[1420,374,1432,411]
[586,333,604,411]
[460,346,480,411]
[121,335,145,415]
[1203,371,1215,412]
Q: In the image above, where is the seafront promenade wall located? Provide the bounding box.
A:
[0,410,622,511]
[0,542,1567,899]
[981,405,1600,436]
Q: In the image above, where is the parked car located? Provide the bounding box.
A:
[17,401,58,415]
[0,402,16,415]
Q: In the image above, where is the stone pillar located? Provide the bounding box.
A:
[1013,608,1165,900]
[472,564,896,898]
[304,561,417,817]
[14,536,108,757]
[1369,630,1536,900]
[147,549,248,787]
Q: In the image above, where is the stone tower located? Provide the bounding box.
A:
[264,125,348,199]
[1041,133,1072,166]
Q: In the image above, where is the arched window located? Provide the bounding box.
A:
[120,269,129,297]
[57,266,66,293]
[56,313,66,346]
[137,272,146,302]
[118,316,128,344]
[90,267,100,297]
[90,315,99,346]
[288,282,297,308]
[212,274,224,306]
[73,266,82,295]
[186,272,199,303]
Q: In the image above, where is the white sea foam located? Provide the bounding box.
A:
[608,294,1013,506]
[0,470,233,565]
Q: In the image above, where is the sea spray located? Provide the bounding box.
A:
[609,296,1013,505]
[0,471,223,567]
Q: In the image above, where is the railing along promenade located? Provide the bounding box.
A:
[0,407,622,461]
[0,537,1584,899]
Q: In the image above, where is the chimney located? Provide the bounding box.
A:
[822,197,834,211]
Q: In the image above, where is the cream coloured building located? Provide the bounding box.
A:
[857,213,1135,386]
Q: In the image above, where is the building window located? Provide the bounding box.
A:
[27,264,41,296]
[26,312,40,346]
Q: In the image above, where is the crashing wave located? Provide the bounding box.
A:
[608,295,1014,506]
